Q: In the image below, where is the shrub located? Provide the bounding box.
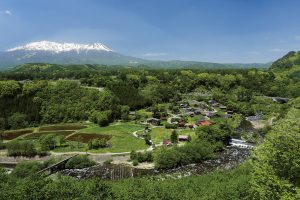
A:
[88,138,108,149]
[154,141,215,169]
[39,134,57,151]
[104,159,113,165]
[165,123,177,129]
[65,155,96,169]
[12,161,43,178]
[7,113,28,129]
[170,130,178,143]
[89,110,111,127]
[0,141,6,150]
[130,150,137,160]
[144,133,152,145]
[7,140,37,157]
[130,150,153,163]
[132,160,138,166]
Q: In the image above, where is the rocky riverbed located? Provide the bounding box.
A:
[60,147,252,180]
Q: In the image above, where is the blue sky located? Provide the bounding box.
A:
[1,0,300,63]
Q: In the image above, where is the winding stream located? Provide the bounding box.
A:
[60,147,252,180]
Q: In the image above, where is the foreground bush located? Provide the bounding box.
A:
[12,161,43,178]
[0,172,114,200]
[130,151,153,163]
[112,163,252,200]
[154,140,215,169]
[7,140,37,157]
[250,106,300,199]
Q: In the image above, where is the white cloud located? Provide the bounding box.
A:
[141,52,167,57]
[1,10,12,16]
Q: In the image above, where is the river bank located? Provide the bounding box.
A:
[60,147,251,180]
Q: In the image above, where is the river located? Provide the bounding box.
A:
[60,147,252,180]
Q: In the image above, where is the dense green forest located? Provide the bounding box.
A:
[0,51,299,129]
[0,51,300,199]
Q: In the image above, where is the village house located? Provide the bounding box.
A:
[227,110,234,115]
[178,135,189,142]
[196,120,212,126]
[208,99,219,106]
[224,114,233,118]
[219,105,227,110]
[194,109,202,115]
[185,123,196,130]
[178,122,186,127]
[146,118,161,126]
[129,111,136,116]
[163,139,172,146]
[201,110,216,117]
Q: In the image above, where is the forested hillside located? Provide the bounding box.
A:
[0,60,298,130]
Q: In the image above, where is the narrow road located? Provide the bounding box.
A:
[268,116,276,126]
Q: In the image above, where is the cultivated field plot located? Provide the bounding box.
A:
[80,122,144,136]
[39,124,87,132]
[3,129,34,140]
[67,133,112,143]
[24,130,75,139]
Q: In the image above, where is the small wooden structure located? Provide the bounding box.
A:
[178,135,189,141]
[37,154,78,175]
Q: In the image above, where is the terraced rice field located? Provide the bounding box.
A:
[24,130,75,139]
[39,124,87,132]
[67,133,112,143]
[3,129,34,140]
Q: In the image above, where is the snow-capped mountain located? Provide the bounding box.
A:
[0,41,143,69]
[7,41,113,53]
[0,41,272,70]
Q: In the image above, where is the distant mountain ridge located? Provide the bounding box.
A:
[0,41,271,70]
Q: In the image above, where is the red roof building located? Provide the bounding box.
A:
[163,139,172,146]
[196,120,212,126]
